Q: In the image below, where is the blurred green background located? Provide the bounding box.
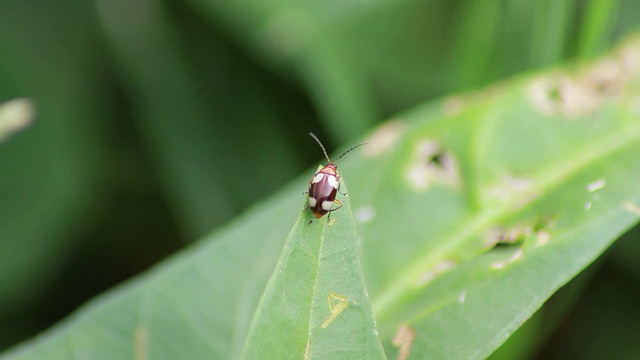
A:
[1,0,639,357]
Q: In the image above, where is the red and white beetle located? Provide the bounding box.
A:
[307,132,367,220]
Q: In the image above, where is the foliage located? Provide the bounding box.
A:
[1,0,640,358]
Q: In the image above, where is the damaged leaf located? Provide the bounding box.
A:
[242,180,385,359]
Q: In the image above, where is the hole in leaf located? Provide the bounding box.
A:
[485,216,556,250]
[405,140,460,191]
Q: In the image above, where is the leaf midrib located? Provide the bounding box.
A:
[304,219,327,359]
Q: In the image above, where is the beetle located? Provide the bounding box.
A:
[307,132,367,220]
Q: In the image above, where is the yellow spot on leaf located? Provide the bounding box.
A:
[321,292,349,328]
[134,325,148,360]
[304,339,311,360]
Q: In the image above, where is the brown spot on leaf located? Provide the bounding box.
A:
[528,73,603,119]
[363,120,405,158]
[392,324,416,360]
[528,35,640,119]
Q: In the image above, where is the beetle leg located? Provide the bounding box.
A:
[331,198,343,209]
[326,199,342,223]
[337,178,347,196]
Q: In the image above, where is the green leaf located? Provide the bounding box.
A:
[354,35,640,358]
[4,35,640,360]
[242,180,385,359]
[529,0,576,67]
[578,0,621,59]
[95,1,306,238]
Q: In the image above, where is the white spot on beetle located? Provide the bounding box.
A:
[355,206,376,224]
[584,201,592,210]
[321,201,333,211]
[586,179,606,193]
[313,173,324,183]
[308,197,317,207]
[327,175,339,189]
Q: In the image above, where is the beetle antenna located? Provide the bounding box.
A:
[309,132,332,163]
[336,142,368,161]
